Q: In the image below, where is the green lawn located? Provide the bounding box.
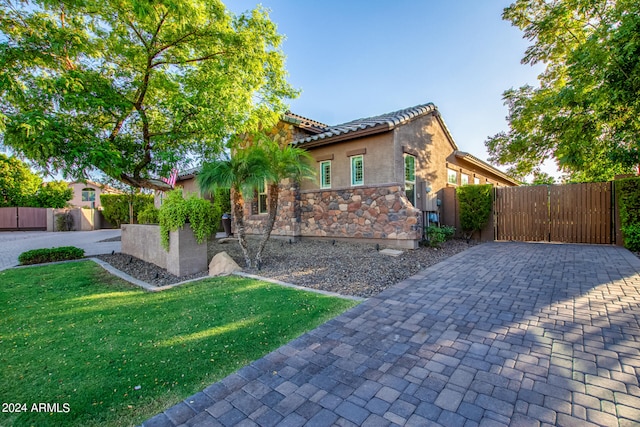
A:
[0,261,357,427]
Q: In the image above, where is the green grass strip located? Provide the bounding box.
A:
[0,261,357,427]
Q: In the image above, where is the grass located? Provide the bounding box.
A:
[0,261,358,427]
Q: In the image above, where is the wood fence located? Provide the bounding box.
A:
[494,182,614,244]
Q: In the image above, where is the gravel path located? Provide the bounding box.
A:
[98,237,473,297]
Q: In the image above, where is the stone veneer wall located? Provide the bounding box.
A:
[243,183,422,247]
[244,179,300,238]
[299,184,422,242]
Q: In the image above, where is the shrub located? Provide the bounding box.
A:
[18,246,85,265]
[457,184,493,241]
[158,189,218,250]
[55,212,74,231]
[616,178,640,250]
[425,225,455,247]
[101,193,154,226]
[138,205,160,224]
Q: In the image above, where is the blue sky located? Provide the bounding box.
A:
[229,0,547,174]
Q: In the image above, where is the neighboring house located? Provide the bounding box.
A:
[167,102,518,248]
[67,181,123,208]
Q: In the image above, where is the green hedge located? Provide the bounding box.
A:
[616,177,640,251]
[101,194,154,227]
[18,246,85,265]
[424,225,455,247]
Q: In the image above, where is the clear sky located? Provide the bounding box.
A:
[229,0,547,174]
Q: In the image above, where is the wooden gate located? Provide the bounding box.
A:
[0,207,47,231]
[494,182,613,244]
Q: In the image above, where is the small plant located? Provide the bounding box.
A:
[425,225,455,247]
[55,212,74,231]
[18,246,85,265]
[137,205,160,224]
[158,189,218,250]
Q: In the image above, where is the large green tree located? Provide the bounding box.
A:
[0,153,72,207]
[0,153,41,206]
[486,0,640,182]
[0,0,297,190]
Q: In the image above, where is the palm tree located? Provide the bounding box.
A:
[197,146,273,268]
[254,139,315,268]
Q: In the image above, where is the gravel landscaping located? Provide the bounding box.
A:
[97,237,474,297]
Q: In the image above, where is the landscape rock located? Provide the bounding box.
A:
[209,251,242,277]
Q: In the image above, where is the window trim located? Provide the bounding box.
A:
[257,180,268,214]
[351,155,364,186]
[404,154,416,206]
[320,160,331,189]
[81,187,96,202]
[447,168,458,185]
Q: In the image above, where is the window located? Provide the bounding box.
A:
[474,177,481,185]
[461,173,469,185]
[257,180,268,214]
[447,169,457,185]
[82,188,96,202]
[320,161,331,189]
[404,154,416,206]
[351,155,364,186]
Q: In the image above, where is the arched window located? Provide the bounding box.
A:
[82,188,96,202]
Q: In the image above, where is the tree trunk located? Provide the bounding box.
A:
[232,188,252,268]
[254,182,279,269]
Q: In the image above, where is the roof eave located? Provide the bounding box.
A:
[454,151,519,185]
[294,123,393,149]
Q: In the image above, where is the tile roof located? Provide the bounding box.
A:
[283,112,329,134]
[292,103,438,147]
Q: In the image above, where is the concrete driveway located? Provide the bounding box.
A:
[144,242,640,427]
[0,229,121,271]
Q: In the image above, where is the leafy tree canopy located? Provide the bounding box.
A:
[0,0,298,190]
[0,153,72,207]
[0,153,41,206]
[486,0,640,182]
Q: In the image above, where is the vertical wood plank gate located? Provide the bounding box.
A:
[494,182,614,244]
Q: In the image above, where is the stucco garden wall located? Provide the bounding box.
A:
[121,224,207,277]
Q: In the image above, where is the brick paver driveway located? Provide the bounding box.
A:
[144,242,640,427]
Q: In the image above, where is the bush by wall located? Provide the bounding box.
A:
[137,205,160,224]
[457,184,493,241]
[101,194,154,227]
[18,246,85,265]
[158,189,219,250]
[615,177,640,251]
[424,225,455,247]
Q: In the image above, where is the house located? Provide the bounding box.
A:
[67,181,123,209]
[171,102,518,248]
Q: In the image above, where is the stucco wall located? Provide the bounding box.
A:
[301,133,395,191]
[121,224,208,276]
[67,182,103,208]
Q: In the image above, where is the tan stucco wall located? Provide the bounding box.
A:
[68,182,102,208]
[301,132,396,191]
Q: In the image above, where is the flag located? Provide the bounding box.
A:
[162,168,178,188]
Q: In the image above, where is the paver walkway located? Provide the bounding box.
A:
[0,229,121,271]
[143,242,640,427]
